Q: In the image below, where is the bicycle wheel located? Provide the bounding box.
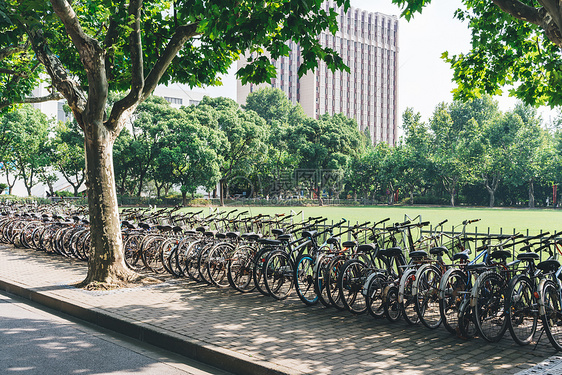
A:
[314,254,334,307]
[263,250,293,300]
[541,280,562,351]
[338,260,368,314]
[252,246,275,296]
[294,254,319,306]
[473,271,508,342]
[384,285,402,322]
[123,234,145,271]
[141,236,166,274]
[184,240,204,281]
[175,238,194,277]
[415,265,442,329]
[439,269,467,335]
[365,272,387,319]
[159,239,177,275]
[206,243,233,288]
[326,255,346,310]
[227,244,256,293]
[458,298,477,339]
[399,269,420,325]
[197,243,214,284]
[506,275,538,346]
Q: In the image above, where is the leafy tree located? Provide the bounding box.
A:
[397,108,434,204]
[245,88,304,198]
[113,129,137,196]
[480,106,527,207]
[1,0,349,287]
[508,106,550,207]
[393,0,562,106]
[127,96,177,196]
[430,102,485,206]
[52,121,86,196]
[160,108,226,205]
[0,104,51,196]
[289,113,366,202]
[197,97,268,204]
[243,87,294,124]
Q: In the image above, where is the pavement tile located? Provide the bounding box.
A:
[0,244,560,375]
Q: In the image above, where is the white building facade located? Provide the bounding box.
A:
[237,1,399,145]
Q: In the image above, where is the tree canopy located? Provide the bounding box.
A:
[393,0,562,107]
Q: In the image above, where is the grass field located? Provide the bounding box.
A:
[201,205,562,235]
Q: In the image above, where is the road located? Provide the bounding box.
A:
[0,290,232,375]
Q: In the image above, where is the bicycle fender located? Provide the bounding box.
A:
[470,270,494,307]
[398,268,417,304]
[412,264,432,296]
[439,268,462,300]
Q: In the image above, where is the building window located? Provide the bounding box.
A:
[164,97,183,105]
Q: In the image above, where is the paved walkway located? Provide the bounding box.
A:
[0,244,558,375]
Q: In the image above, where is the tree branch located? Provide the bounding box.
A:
[107,22,199,132]
[141,23,200,99]
[492,0,562,47]
[27,28,87,126]
[491,0,543,25]
[107,0,144,132]
[0,43,29,61]
[0,92,64,111]
[50,0,108,125]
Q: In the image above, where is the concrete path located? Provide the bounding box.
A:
[0,290,231,375]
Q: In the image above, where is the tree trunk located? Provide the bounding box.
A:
[488,190,495,208]
[219,179,225,206]
[5,170,15,195]
[529,179,535,208]
[80,125,135,287]
[182,191,187,206]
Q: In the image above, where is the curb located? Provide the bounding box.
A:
[0,278,302,375]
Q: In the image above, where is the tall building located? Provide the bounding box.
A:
[237,1,399,145]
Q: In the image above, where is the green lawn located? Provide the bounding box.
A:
[203,205,562,235]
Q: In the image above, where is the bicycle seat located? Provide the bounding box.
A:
[173,226,183,233]
[278,234,292,241]
[379,247,402,257]
[537,259,560,273]
[247,233,263,241]
[157,225,173,232]
[139,222,151,230]
[327,237,340,245]
[491,250,511,260]
[258,238,281,246]
[271,228,284,236]
[409,250,428,259]
[453,252,469,261]
[226,231,240,239]
[466,262,487,272]
[430,246,448,256]
[195,226,208,232]
[342,240,357,248]
[184,230,198,235]
[358,243,377,253]
[216,232,227,239]
[302,230,317,238]
[517,252,540,261]
[204,230,218,237]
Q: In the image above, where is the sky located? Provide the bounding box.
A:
[197,0,557,127]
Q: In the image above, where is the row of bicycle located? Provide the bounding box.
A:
[121,210,562,352]
[2,204,562,351]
